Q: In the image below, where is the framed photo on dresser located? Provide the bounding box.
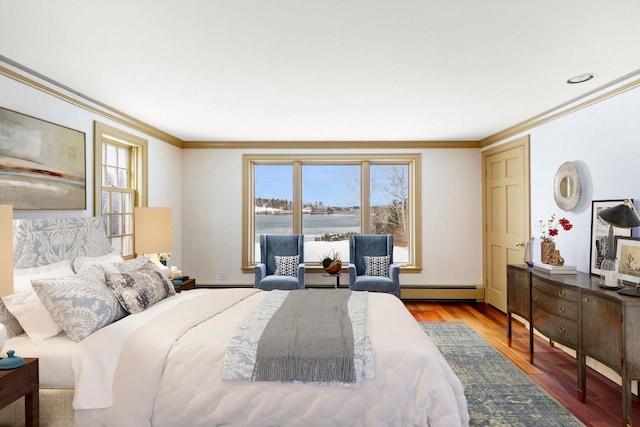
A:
[590,199,633,276]
[616,236,640,285]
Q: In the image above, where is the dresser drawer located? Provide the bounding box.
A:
[533,307,578,347]
[532,288,577,321]
[532,277,577,302]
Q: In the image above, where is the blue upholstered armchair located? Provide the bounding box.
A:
[254,234,306,290]
[348,234,400,298]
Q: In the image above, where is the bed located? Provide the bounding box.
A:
[0,217,469,427]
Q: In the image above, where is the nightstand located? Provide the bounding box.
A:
[174,277,196,293]
[0,358,39,427]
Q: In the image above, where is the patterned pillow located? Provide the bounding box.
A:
[104,267,176,314]
[363,255,390,277]
[274,255,299,277]
[31,265,127,342]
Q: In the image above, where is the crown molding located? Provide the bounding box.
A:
[480,77,640,147]
[183,140,481,149]
[4,56,637,151]
[0,61,184,148]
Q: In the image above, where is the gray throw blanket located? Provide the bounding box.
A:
[252,289,355,383]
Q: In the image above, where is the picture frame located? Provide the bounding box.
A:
[590,199,633,276]
[616,236,640,285]
[0,106,86,210]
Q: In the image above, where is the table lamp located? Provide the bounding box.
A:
[0,205,14,352]
[134,207,172,265]
[0,205,13,298]
[597,199,640,296]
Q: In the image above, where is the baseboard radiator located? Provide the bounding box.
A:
[195,284,484,302]
[400,285,483,302]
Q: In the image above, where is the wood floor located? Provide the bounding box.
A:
[405,300,639,427]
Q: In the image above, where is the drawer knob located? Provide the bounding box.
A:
[558,305,566,314]
[558,325,566,334]
[533,295,538,301]
[559,290,565,297]
[582,297,589,303]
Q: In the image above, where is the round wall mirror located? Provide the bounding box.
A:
[554,161,582,211]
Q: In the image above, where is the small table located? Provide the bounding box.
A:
[174,278,196,293]
[0,358,39,427]
[322,273,341,289]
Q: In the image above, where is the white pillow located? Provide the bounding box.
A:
[73,250,124,273]
[2,260,75,345]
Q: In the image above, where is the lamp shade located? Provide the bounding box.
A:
[134,207,173,254]
[0,205,14,298]
[598,199,640,228]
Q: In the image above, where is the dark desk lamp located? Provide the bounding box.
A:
[597,199,640,296]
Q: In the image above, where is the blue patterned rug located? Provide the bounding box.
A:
[421,322,584,426]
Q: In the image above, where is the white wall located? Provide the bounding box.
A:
[181,148,483,287]
[0,72,184,267]
[491,83,640,273]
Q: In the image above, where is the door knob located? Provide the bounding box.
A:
[515,242,525,247]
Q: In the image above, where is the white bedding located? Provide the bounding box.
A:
[2,333,77,388]
[73,288,469,427]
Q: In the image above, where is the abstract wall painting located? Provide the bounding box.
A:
[0,107,86,210]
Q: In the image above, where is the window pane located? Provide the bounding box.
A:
[117,168,128,188]
[122,235,133,257]
[111,215,121,236]
[101,191,109,214]
[106,144,118,166]
[254,165,293,262]
[370,164,409,263]
[111,192,121,213]
[123,213,133,234]
[118,147,128,168]
[302,165,360,263]
[123,193,132,213]
[105,166,116,186]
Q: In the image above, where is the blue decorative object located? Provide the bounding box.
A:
[172,279,184,286]
[0,350,25,370]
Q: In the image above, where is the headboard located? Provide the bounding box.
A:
[1,217,114,338]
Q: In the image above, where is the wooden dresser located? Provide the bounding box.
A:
[507,264,640,427]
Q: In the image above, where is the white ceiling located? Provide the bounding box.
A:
[1,0,639,142]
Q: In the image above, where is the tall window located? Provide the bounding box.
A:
[243,154,420,271]
[94,122,147,257]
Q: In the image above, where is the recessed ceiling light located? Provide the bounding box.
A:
[567,73,596,84]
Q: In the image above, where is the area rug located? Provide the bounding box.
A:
[421,322,584,427]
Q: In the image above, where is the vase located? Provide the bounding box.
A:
[324,260,342,274]
[541,239,564,266]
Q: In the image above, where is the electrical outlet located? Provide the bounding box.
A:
[220,271,226,281]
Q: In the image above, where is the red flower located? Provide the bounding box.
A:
[540,214,573,241]
[558,218,572,231]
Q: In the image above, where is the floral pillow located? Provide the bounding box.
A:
[363,255,390,277]
[31,265,127,342]
[274,255,299,277]
[104,267,176,314]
